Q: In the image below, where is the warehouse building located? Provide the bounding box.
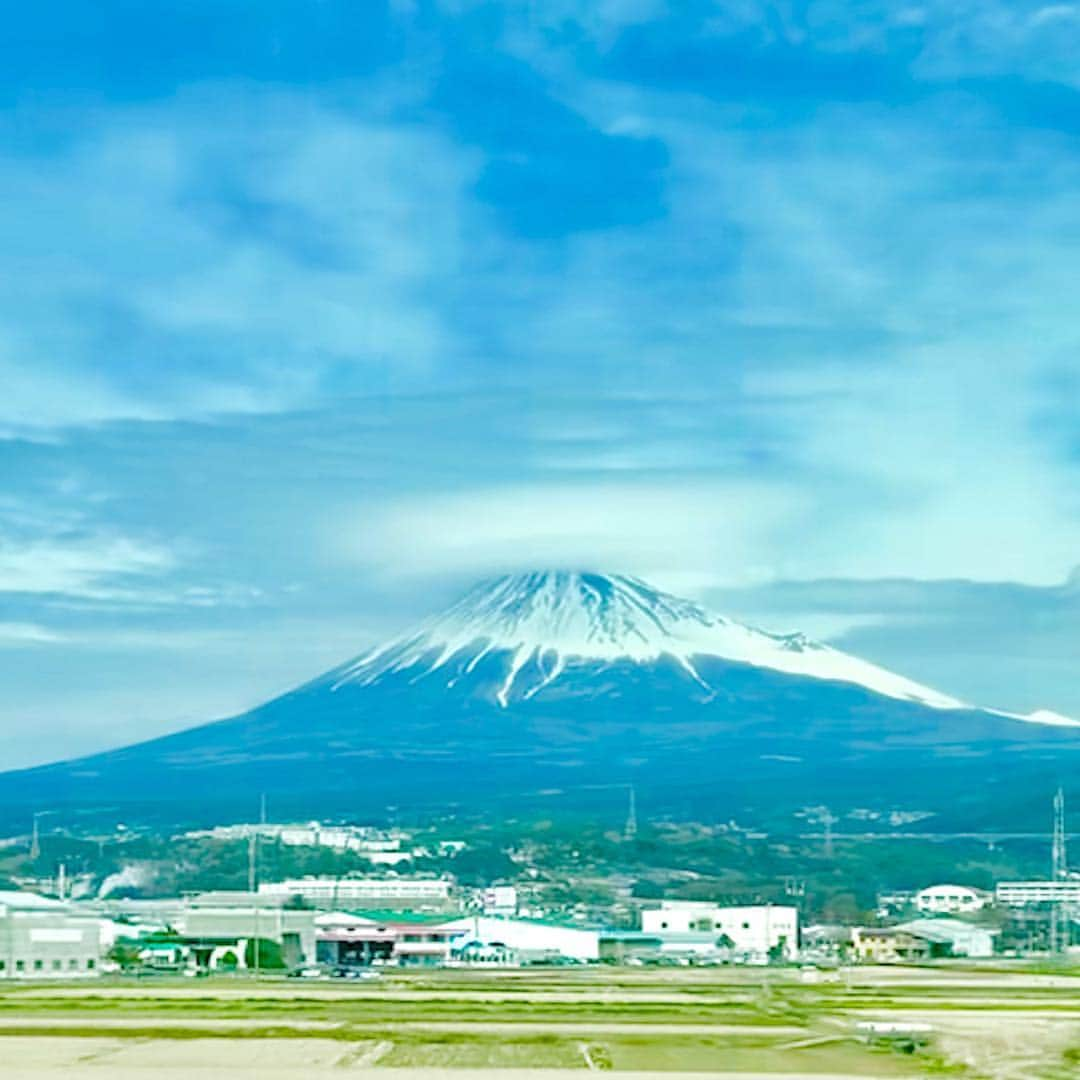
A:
[0,891,106,979]
[448,915,599,964]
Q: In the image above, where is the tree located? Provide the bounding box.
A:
[244,938,285,970]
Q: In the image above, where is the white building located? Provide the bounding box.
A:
[641,901,798,961]
[184,822,408,857]
[0,891,106,979]
[996,880,1080,906]
[448,915,599,963]
[915,884,991,915]
[893,918,998,958]
[481,885,518,915]
[180,892,317,969]
[258,877,452,910]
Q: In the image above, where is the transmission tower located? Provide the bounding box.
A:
[624,784,638,842]
[1050,788,1068,953]
[1053,787,1067,880]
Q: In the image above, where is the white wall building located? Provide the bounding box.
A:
[448,915,599,963]
[996,880,1080,906]
[180,892,317,968]
[0,891,106,979]
[641,901,799,961]
[914,885,990,915]
[184,823,407,856]
[259,877,452,909]
[481,885,518,915]
[894,918,998,958]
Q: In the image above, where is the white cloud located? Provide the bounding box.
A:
[0,622,65,645]
[0,86,478,431]
[342,480,813,588]
[0,535,175,596]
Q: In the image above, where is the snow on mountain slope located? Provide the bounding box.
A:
[331,571,969,711]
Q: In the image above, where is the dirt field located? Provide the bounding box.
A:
[0,965,1077,1078]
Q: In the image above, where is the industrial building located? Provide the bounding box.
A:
[640,901,798,962]
[0,891,106,979]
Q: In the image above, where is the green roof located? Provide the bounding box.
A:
[340,909,462,926]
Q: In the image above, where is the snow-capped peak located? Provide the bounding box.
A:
[332,571,969,711]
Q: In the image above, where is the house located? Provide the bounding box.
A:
[0,891,106,979]
[852,927,935,963]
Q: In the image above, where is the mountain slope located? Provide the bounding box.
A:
[331,572,966,709]
[1,571,1076,826]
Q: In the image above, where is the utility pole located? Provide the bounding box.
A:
[250,793,266,979]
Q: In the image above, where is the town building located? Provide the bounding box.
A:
[449,915,599,964]
[179,891,318,970]
[914,884,991,915]
[852,918,997,962]
[0,891,106,979]
[640,901,798,961]
[481,885,518,916]
[893,918,997,958]
[258,876,453,911]
[996,880,1080,906]
[316,911,459,967]
[852,927,934,963]
[183,822,409,860]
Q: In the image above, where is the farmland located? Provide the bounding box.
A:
[1,964,1079,1079]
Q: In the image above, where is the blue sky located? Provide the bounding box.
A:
[2,1,1079,766]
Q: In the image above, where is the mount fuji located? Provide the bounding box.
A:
[1,571,1077,826]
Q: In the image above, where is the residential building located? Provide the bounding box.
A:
[852,927,934,963]
[0,891,106,979]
